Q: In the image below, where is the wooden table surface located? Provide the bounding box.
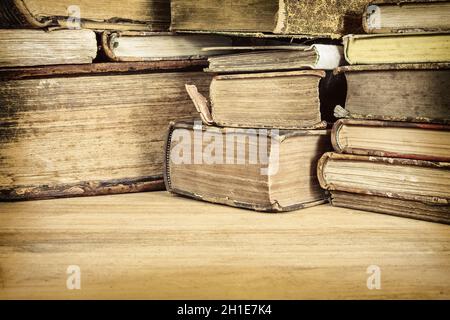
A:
[0,191,449,300]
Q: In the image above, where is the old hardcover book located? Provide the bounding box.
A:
[331,191,450,224]
[0,29,96,68]
[101,32,231,62]
[0,61,211,201]
[165,122,331,212]
[332,119,450,162]
[185,70,345,129]
[334,64,450,124]
[317,153,450,206]
[0,0,170,31]
[363,1,450,34]
[343,32,450,64]
[205,45,344,73]
[171,0,379,38]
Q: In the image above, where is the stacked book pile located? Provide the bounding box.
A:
[0,1,230,200]
[0,1,448,225]
[318,1,450,224]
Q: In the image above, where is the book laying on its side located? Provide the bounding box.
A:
[334,64,450,124]
[0,61,211,201]
[331,191,450,225]
[332,119,450,162]
[0,0,170,31]
[101,32,232,62]
[363,1,450,34]
[171,0,374,38]
[343,33,450,64]
[165,122,331,212]
[317,153,450,206]
[0,29,97,68]
[205,45,344,73]
[186,70,345,130]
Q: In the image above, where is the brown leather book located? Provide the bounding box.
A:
[334,63,450,124]
[332,119,450,162]
[170,0,416,38]
[331,191,450,224]
[0,61,211,201]
[165,121,331,212]
[0,0,170,31]
[318,153,450,206]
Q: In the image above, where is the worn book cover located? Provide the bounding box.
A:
[0,61,211,201]
[331,191,450,225]
[165,121,331,212]
[332,119,450,162]
[0,29,97,68]
[0,0,170,31]
[318,152,450,205]
[334,63,450,124]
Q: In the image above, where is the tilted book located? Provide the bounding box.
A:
[332,119,450,162]
[0,29,97,68]
[334,63,450,124]
[0,61,211,201]
[0,0,170,31]
[165,122,331,212]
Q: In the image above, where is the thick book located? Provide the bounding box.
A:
[363,1,450,34]
[171,0,377,38]
[186,70,345,130]
[317,153,450,206]
[101,32,232,62]
[164,122,331,212]
[0,0,170,31]
[0,29,97,68]
[332,119,450,162]
[343,32,450,64]
[0,61,211,201]
[334,64,450,124]
[331,191,450,224]
[205,45,344,73]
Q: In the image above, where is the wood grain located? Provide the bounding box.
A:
[0,192,449,299]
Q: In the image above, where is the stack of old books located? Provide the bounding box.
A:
[163,0,377,212]
[0,1,231,200]
[317,1,450,224]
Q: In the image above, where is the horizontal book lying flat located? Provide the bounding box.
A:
[165,122,331,212]
[171,0,373,38]
[101,32,232,62]
[0,0,170,31]
[343,32,450,64]
[0,29,97,68]
[331,191,450,225]
[0,63,211,201]
[332,119,450,162]
[318,153,450,206]
[363,1,450,34]
[186,70,345,129]
[334,64,450,124]
[205,45,344,73]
